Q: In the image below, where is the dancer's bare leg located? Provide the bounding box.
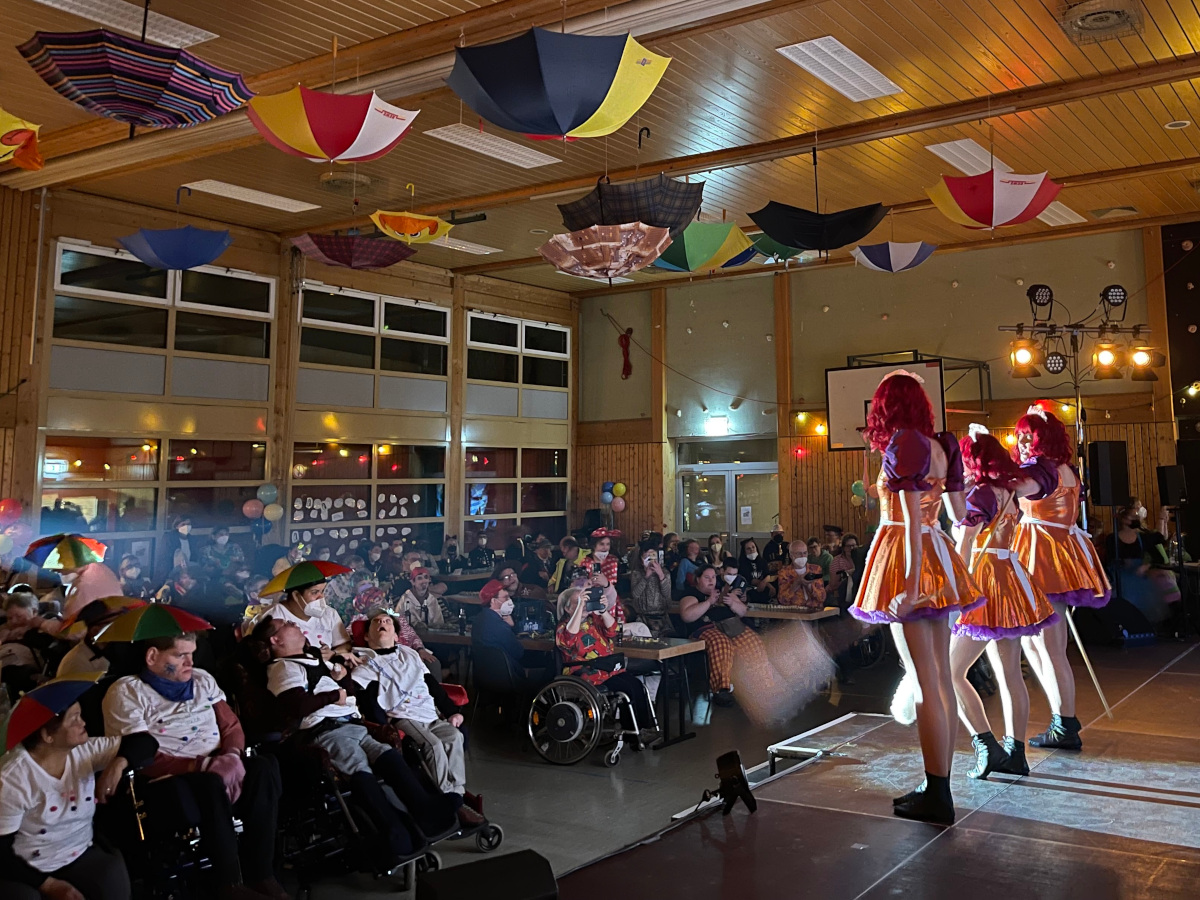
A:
[903,618,956,776]
[948,633,989,734]
[1035,602,1075,717]
[986,638,1029,739]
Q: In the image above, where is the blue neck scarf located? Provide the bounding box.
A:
[140,668,194,702]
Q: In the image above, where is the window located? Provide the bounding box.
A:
[466,312,570,414]
[380,338,447,376]
[376,445,446,480]
[469,316,519,349]
[465,448,517,479]
[43,437,159,483]
[463,447,568,547]
[166,485,260,529]
[300,328,375,369]
[167,441,266,481]
[40,486,157,533]
[383,301,448,340]
[522,448,568,478]
[523,356,568,388]
[303,289,376,330]
[53,296,168,348]
[292,443,373,480]
[524,324,569,356]
[376,484,444,520]
[179,269,272,316]
[467,349,518,383]
[56,247,169,300]
[175,311,270,358]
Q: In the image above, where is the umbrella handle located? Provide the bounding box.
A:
[638,126,651,149]
[406,183,415,210]
[175,186,192,209]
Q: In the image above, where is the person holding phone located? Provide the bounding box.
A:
[679,564,771,708]
[629,539,674,638]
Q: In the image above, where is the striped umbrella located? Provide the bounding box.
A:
[23,534,107,570]
[370,211,454,244]
[18,29,252,128]
[0,105,42,171]
[927,170,1061,229]
[3,674,103,751]
[247,86,418,163]
[291,234,416,270]
[94,604,213,644]
[851,241,937,273]
[652,222,756,272]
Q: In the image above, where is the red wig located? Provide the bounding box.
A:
[863,373,934,452]
[960,432,1021,488]
[1013,409,1072,465]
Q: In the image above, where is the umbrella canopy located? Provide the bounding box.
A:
[24,533,106,570]
[539,223,672,280]
[749,202,888,252]
[370,210,454,244]
[652,222,755,272]
[0,105,42,171]
[447,27,669,139]
[18,29,252,128]
[3,674,102,751]
[851,241,937,273]
[62,595,147,629]
[558,174,704,239]
[752,234,805,262]
[291,234,416,270]
[118,225,232,270]
[93,604,213,644]
[927,170,1061,229]
[262,561,353,597]
[247,86,418,163]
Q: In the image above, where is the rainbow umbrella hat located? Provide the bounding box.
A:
[261,561,352,597]
[24,533,106,570]
[3,674,103,751]
[93,604,213,644]
[62,595,148,630]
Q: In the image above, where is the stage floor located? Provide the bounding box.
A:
[558,641,1200,899]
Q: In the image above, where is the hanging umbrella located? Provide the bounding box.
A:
[2,674,103,751]
[748,201,888,252]
[752,234,805,262]
[94,604,213,644]
[447,27,670,139]
[652,222,755,272]
[291,234,416,270]
[18,29,252,128]
[558,174,704,239]
[927,170,1061,229]
[261,560,353,597]
[370,210,454,244]
[0,105,43,171]
[539,223,672,279]
[118,224,232,270]
[247,86,418,163]
[851,241,937,273]
[24,534,106,570]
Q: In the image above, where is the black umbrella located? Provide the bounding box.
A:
[748,201,888,252]
[559,174,704,239]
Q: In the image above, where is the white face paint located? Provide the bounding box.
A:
[498,599,515,617]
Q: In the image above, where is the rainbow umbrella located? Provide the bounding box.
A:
[539,223,672,280]
[0,105,42,171]
[652,222,755,272]
[927,170,1061,229]
[118,225,232,270]
[851,241,937,273]
[262,561,352,597]
[18,29,252,128]
[291,234,416,270]
[93,604,212,644]
[24,534,106,570]
[3,674,103,751]
[370,210,453,244]
[447,27,669,139]
[247,86,418,163]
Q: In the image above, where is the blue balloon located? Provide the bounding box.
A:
[601,481,615,493]
[256,483,279,504]
[600,491,614,504]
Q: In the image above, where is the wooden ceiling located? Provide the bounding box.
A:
[6,0,1200,292]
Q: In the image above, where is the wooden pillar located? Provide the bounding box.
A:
[447,276,467,545]
[5,188,44,510]
[1142,225,1177,444]
[651,288,670,531]
[773,272,794,536]
[268,244,301,546]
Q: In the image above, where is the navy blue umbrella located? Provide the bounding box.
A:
[748,201,888,253]
[118,225,232,271]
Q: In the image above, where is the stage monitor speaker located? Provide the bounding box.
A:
[1087,441,1129,507]
[1157,464,1188,507]
[417,850,557,900]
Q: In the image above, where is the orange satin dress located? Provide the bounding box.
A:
[852,464,982,624]
[954,494,1058,641]
[1011,469,1111,608]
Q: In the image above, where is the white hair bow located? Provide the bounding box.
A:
[880,368,926,385]
[967,423,990,442]
[1025,404,1048,421]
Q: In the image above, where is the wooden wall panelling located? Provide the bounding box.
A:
[570,441,664,539]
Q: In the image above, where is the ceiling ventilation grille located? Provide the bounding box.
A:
[318,171,373,196]
[1057,1,1144,45]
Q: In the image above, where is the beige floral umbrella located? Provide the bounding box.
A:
[538,223,671,280]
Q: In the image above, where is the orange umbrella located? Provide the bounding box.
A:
[370,210,453,245]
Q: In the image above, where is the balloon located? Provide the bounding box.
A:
[601,481,615,493]
[610,496,626,512]
[0,498,23,526]
[242,499,264,519]
[0,534,12,555]
[866,497,879,511]
[612,483,626,498]
[600,491,614,504]
[851,480,866,498]
[850,495,864,508]
[263,503,284,522]
[256,483,279,504]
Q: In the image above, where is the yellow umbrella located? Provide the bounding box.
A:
[371,210,454,244]
[0,105,42,171]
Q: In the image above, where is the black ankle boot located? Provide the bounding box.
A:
[1029,714,1082,750]
[894,772,954,825]
[892,777,927,806]
[995,736,1030,776]
[968,731,1010,780]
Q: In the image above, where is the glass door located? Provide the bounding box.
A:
[677,466,777,550]
[680,472,728,535]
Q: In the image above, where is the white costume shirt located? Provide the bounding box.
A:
[103,669,224,758]
[266,655,359,731]
[252,602,350,651]
[0,737,121,872]
[351,646,438,724]
[396,589,445,628]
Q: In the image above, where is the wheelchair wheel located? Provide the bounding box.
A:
[603,748,621,768]
[529,678,604,765]
[419,850,442,873]
[855,628,887,669]
[475,824,504,852]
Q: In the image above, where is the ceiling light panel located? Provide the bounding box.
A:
[427,235,502,255]
[33,0,217,47]
[777,36,901,102]
[424,124,562,169]
[183,180,320,212]
[1037,201,1087,227]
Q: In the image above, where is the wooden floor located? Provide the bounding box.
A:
[558,641,1200,900]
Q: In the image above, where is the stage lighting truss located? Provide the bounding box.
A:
[1027,283,1054,321]
[1100,284,1128,322]
[1092,341,1125,379]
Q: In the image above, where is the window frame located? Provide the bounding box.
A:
[466,312,522,352]
[175,263,276,321]
[300,284,380,335]
[54,241,174,305]
[382,297,450,343]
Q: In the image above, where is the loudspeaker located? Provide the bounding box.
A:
[1073,598,1157,647]
[417,850,557,900]
[1158,464,1188,507]
[1087,441,1129,507]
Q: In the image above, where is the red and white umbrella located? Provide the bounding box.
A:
[927,170,1061,229]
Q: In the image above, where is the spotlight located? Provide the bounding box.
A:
[1027,284,1054,320]
[1004,433,1017,446]
[1092,342,1124,379]
[1009,339,1041,378]
[1044,351,1068,375]
[713,751,757,816]
[1100,284,1128,321]
[1189,382,1200,397]
[1130,346,1166,368]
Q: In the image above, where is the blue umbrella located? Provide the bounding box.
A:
[118,225,232,270]
[851,241,937,273]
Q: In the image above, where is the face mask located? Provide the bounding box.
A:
[303,596,327,616]
[317,552,331,561]
[178,525,191,536]
[124,568,140,580]
[794,557,808,569]
[215,535,229,546]
[772,534,783,543]
[712,544,722,553]
[723,573,736,584]
[368,552,381,562]
[498,599,514,616]
[593,550,609,561]
[746,552,758,561]
[477,538,487,547]
[1137,506,1147,520]
[447,545,458,556]
[235,570,250,581]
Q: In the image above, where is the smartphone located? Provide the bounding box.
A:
[658,550,664,563]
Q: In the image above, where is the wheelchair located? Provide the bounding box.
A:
[527,665,658,768]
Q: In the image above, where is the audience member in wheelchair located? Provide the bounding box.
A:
[0,701,157,900]
[1,590,61,701]
[555,586,656,738]
[351,609,468,798]
[252,618,476,869]
[102,632,286,900]
[472,580,552,688]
